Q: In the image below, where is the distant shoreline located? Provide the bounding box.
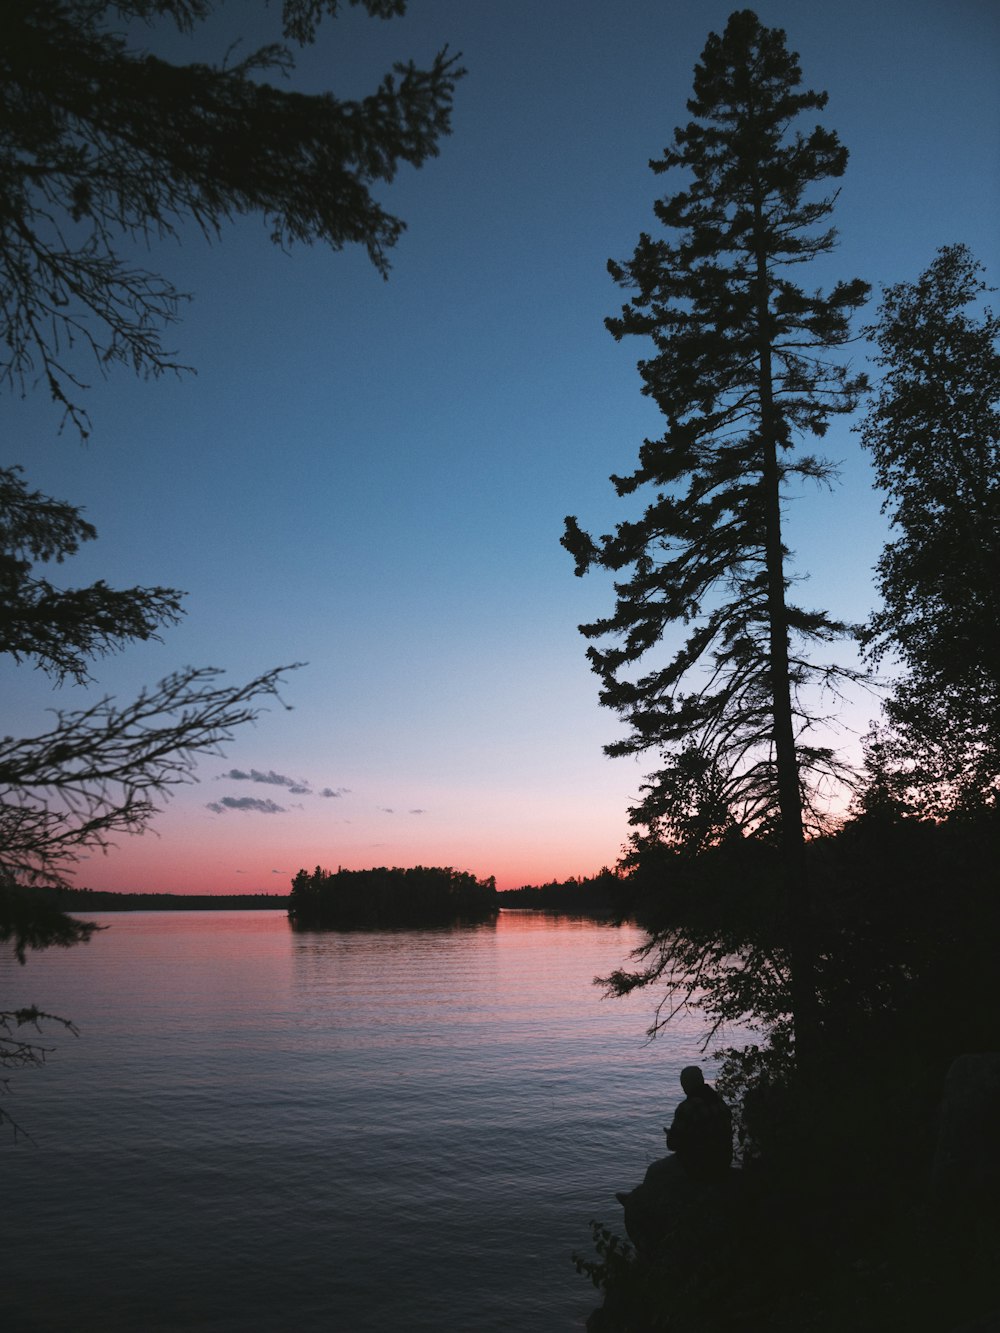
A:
[49,885,623,916]
[41,888,291,912]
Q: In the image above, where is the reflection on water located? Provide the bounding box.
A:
[3,910,722,1332]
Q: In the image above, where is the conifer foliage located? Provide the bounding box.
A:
[563,10,869,854]
[859,244,1000,815]
[0,0,463,437]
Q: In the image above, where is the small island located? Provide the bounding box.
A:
[287,864,499,928]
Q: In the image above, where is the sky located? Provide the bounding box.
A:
[5,0,999,894]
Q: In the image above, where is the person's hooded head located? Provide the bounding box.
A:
[680,1065,705,1096]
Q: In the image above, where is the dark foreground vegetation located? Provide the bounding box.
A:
[288,865,499,928]
[576,809,1000,1333]
[567,8,999,1330]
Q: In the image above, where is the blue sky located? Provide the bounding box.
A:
[5,0,999,891]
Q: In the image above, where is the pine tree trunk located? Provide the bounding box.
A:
[753,226,819,1068]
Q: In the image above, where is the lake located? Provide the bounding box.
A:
[2,909,724,1332]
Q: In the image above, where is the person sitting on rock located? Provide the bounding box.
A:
[614,1065,735,1255]
[664,1065,733,1181]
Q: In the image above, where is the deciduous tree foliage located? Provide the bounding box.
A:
[562,10,869,1051]
[1,0,463,435]
[859,244,1000,815]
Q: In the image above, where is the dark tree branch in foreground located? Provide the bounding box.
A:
[0,456,301,898]
[0,465,183,683]
[0,1,464,434]
[0,465,300,912]
[1,0,456,924]
[0,664,300,891]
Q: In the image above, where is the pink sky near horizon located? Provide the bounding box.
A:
[72,799,636,896]
[69,731,645,894]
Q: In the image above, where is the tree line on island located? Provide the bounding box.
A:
[286,865,633,925]
[288,865,499,927]
[12,868,629,925]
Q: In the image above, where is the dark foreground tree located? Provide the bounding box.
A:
[562,10,868,1054]
[1,0,463,436]
[858,244,1000,815]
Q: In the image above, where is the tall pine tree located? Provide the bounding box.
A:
[563,10,868,1052]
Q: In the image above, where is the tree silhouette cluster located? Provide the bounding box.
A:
[500,869,625,916]
[288,864,498,928]
[859,244,1000,818]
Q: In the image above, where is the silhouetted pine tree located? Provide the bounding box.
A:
[563,10,869,1055]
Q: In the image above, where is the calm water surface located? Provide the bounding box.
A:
[3,910,721,1332]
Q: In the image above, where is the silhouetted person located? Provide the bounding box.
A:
[665,1065,733,1180]
[616,1066,734,1255]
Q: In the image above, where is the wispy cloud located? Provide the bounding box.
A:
[221,767,305,790]
[220,769,354,801]
[207,796,286,815]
